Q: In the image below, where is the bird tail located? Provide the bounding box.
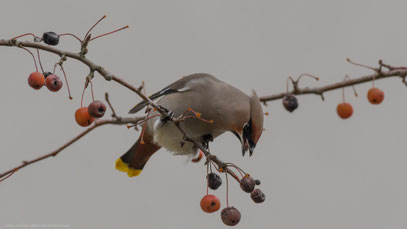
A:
[115,136,161,177]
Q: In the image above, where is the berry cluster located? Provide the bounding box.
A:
[280,73,385,120]
[336,75,384,119]
[12,16,127,128]
[199,163,265,226]
[28,72,63,92]
[75,101,106,127]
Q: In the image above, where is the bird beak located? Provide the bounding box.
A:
[232,130,255,156]
[242,135,256,156]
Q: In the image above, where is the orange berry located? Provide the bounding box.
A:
[337,103,353,119]
[367,87,384,104]
[200,194,221,213]
[27,72,45,90]
[75,107,95,127]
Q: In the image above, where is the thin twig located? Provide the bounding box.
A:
[105,92,118,118]
[0,116,144,179]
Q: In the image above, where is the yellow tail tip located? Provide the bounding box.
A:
[127,168,142,177]
[115,158,129,172]
[115,158,142,177]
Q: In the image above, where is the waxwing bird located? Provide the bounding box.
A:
[116,73,264,177]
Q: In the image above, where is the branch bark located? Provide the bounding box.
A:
[259,65,407,103]
[0,117,144,179]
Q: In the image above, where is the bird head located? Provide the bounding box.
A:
[241,90,264,156]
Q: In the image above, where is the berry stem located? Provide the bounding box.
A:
[297,73,320,82]
[11,33,36,40]
[89,25,129,41]
[36,49,45,73]
[84,15,107,40]
[225,172,229,208]
[59,33,82,43]
[286,76,295,93]
[206,162,209,195]
[59,65,73,100]
[19,47,38,72]
[90,80,95,102]
[81,84,86,108]
[139,109,152,144]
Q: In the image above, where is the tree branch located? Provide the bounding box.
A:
[0,116,144,179]
[259,63,407,103]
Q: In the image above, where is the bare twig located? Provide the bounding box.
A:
[0,116,144,179]
[105,92,118,118]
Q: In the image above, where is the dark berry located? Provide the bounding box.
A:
[88,100,106,118]
[207,173,222,190]
[221,207,241,226]
[240,174,255,193]
[251,189,266,203]
[27,72,45,90]
[43,72,53,78]
[255,179,261,185]
[282,94,298,112]
[42,32,60,46]
[45,74,63,92]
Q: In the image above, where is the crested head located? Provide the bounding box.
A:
[249,90,264,147]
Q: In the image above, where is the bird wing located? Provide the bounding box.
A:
[128,73,218,114]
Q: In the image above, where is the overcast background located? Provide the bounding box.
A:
[1,0,407,228]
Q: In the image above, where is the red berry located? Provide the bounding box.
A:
[221,207,241,226]
[367,87,384,104]
[27,72,45,90]
[240,174,256,193]
[336,103,353,119]
[45,74,63,92]
[200,194,221,213]
[251,189,266,203]
[75,107,94,127]
[88,100,106,118]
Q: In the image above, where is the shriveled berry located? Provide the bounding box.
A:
[221,207,241,226]
[43,72,53,78]
[337,102,353,119]
[282,94,298,112]
[45,74,63,92]
[367,87,384,104]
[75,107,95,127]
[200,194,221,213]
[42,32,59,46]
[240,174,255,193]
[251,189,266,203]
[207,173,222,190]
[88,100,106,118]
[27,72,45,90]
[255,179,261,185]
